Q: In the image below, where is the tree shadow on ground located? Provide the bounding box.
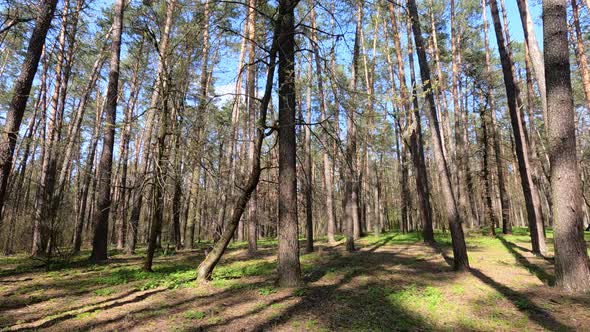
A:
[469,268,572,331]
[79,280,273,331]
[232,249,458,331]
[496,235,555,285]
[7,287,168,331]
[436,238,571,331]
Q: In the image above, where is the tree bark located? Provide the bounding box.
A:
[543,0,590,293]
[310,1,336,244]
[89,0,124,262]
[277,0,302,287]
[408,0,469,270]
[516,0,547,121]
[482,0,511,234]
[246,0,258,254]
[570,0,590,112]
[304,58,313,253]
[344,0,362,251]
[196,10,281,281]
[127,0,175,255]
[0,0,58,225]
[489,0,547,255]
[394,6,435,242]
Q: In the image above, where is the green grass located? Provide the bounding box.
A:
[94,287,115,296]
[184,310,206,320]
[87,263,196,291]
[258,286,276,296]
[212,259,275,280]
[388,285,443,312]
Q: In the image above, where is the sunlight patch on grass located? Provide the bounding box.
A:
[184,310,206,320]
[258,286,276,296]
[388,285,443,312]
[212,259,275,280]
[94,287,115,296]
[75,309,102,320]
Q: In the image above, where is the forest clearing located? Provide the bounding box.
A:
[1,229,589,331]
[2,0,590,330]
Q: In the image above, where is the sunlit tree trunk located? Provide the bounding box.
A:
[128,0,175,254]
[344,0,362,251]
[0,0,58,228]
[89,0,124,262]
[570,0,590,111]
[277,0,302,287]
[310,1,336,243]
[516,0,547,121]
[304,58,313,253]
[489,0,546,254]
[392,6,435,242]
[196,9,280,281]
[408,0,469,270]
[246,0,258,253]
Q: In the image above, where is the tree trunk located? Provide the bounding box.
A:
[89,0,124,262]
[570,0,590,112]
[0,0,58,225]
[408,0,469,270]
[489,0,546,255]
[246,0,258,253]
[310,1,336,244]
[73,96,104,254]
[116,41,143,250]
[127,0,175,255]
[516,0,547,121]
[33,0,70,256]
[480,92,497,235]
[144,75,169,271]
[543,0,590,293]
[393,6,435,242]
[196,12,280,281]
[277,0,302,287]
[304,58,313,253]
[481,0,511,234]
[344,0,362,252]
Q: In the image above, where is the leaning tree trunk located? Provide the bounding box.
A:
[390,4,434,242]
[196,13,282,281]
[543,0,590,293]
[481,0,511,234]
[72,101,103,254]
[32,0,70,256]
[489,0,546,255]
[408,0,469,270]
[516,0,547,121]
[0,0,57,224]
[89,0,124,262]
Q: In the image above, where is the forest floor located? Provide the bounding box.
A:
[1,228,589,331]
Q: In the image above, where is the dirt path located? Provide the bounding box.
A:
[1,233,589,331]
